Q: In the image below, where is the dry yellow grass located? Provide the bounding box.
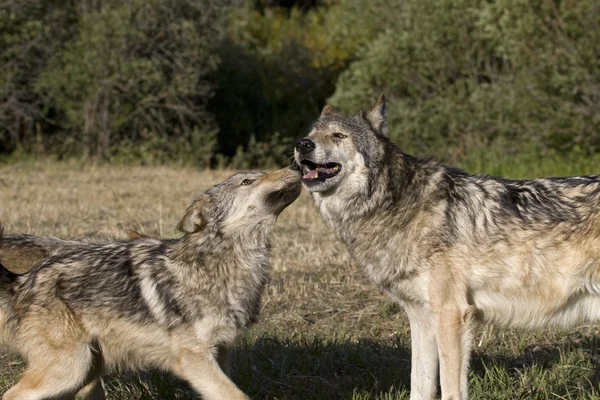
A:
[1,161,599,399]
[0,161,399,338]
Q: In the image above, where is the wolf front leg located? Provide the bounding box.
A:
[173,348,249,400]
[436,305,475,400]
[405,305,439,400]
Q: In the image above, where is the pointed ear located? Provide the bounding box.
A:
[355,108,366,120]
[176,199,207,233]
[320,104,338,117]
[365,95,388,137]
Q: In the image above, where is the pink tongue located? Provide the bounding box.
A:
[304,167,335,179]
[303,170,319,179]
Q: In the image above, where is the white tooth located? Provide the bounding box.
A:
[315,172,319,178]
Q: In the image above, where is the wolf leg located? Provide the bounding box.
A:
[172,348,249,400]
[73,378,106,400]
[436,306,474,400]
[2,344,93,400]
[405,305,438,400]
[74,348,106,400]
[0,307,10,350]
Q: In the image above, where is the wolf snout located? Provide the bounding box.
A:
[295,138,315,155]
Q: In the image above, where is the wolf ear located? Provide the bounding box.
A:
[320,104,338,117]
[176,199,207,233]
[365,95,388,137]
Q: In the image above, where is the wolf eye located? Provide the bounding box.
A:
[241,179,254,186]
[333,132,347,139]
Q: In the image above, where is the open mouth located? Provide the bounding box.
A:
[300,160,341,181]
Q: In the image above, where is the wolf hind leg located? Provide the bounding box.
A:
[74,347,106,400]
[172,348,249,400]
[73,377,106,400]
[2,344,94,400]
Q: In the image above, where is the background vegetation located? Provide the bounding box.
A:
[1,0,598,170]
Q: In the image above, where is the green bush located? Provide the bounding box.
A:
[35,0,225,160]
[330,0,600,164]
[0,0,78,154]
[209,0,387,161]
[229,132,294,169]
[1,0,599,168]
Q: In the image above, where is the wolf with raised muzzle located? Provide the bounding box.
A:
[295,96,600,400]
[0,166,301,400]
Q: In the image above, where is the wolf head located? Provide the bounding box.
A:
[294,95,388,194]
[177,166,302,235]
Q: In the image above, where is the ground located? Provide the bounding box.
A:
[0,162,599,399]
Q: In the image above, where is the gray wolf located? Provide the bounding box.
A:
[0,166,301,400]
[294,96,600,400]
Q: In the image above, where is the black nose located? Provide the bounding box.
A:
[295,138,315,154]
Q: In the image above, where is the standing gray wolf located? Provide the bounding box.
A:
[0,166,301,400]
[294,96,600,400]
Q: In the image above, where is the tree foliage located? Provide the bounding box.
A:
[1,0,599,166]
[0,0,78,153]
[330,0,600,162]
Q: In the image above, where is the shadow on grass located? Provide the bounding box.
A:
[469,335,600,399]
[472,334,600,375]
[102,337,412,400]
[101,334,600,399]
[4,333,596,399]
[236,337,412,400]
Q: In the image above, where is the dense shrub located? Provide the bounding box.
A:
[330,0,600,163]
[0,0,78,154]
[209,0,384,166]
[1,0,229,165]
[1,0,598,167]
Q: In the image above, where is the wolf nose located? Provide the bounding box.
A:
[295,138,315,154]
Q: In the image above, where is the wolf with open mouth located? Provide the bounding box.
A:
[295,96,600,400]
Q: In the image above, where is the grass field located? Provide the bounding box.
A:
[1,160,600,399]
